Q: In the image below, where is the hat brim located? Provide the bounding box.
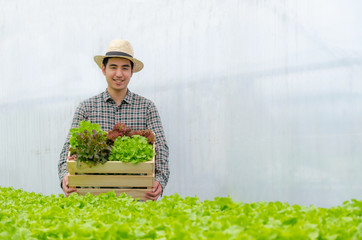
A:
[94,55,144,72]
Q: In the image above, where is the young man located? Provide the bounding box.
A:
[58,39,169,201]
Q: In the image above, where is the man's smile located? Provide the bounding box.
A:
[114,79,124,83]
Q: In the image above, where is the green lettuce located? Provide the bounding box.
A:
[109,135,155,163]
[69,120,111,167]
[0,186,361,239]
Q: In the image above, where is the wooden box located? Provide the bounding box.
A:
[67,154,154,201]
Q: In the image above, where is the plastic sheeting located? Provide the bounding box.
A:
[1,0,361,207]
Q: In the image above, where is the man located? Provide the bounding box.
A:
[58,39,169,201]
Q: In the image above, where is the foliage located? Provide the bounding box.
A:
[69,121,155,166]
[69,120,111,167]
[130,129,156,145]
[0,187,361,240]
[109,135,155,163]
[106,123,133,145]
[69,120,104,148]
[107,123,155,145]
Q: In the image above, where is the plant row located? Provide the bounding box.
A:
[0,187,361,239]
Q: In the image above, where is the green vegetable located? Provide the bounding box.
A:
[130,129,156,145]
[69,120,104,148]
[69,120,111,167]
[0,186,361,239]
[109,135,155,163]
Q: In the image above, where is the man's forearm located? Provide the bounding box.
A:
[154,143,170,191]
[58,140,70,186]
[58,102,87,186]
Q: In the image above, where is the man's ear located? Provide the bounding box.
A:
[102,65,106,76]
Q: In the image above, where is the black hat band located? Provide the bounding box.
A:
[106,51,133,58]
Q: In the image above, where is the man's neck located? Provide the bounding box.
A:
[107,88,127,106]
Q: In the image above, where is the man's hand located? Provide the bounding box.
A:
[145,181,162,201]
[62,174,77,197]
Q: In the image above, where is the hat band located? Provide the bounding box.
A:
[105,51,133,58]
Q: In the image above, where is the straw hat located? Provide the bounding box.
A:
[94,39,144,72]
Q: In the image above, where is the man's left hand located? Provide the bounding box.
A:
[145,181,162,201]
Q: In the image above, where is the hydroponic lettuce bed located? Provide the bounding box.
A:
[0,187,361,239]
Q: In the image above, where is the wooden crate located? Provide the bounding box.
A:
[67,154,154,201]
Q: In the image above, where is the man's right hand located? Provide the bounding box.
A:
[62,174,77,197]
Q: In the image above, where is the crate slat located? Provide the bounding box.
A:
[68,175,153,187]
[67,160,154,174]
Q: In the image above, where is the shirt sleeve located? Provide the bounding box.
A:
[146,102,170,191]
[58,102,88,187]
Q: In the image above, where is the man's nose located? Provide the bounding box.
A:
[116,69,123,77]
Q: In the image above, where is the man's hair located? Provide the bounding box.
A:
[102,57,134,70]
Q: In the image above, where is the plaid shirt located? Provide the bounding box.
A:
[58,89,169,190]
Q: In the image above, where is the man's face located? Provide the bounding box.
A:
[102,58,133,93]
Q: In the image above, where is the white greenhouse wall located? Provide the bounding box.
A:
[0,0,361,207]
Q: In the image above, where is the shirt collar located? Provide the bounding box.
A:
[103,89,133,105]
[123,89,133,104]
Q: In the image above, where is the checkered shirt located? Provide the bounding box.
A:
[58,89,169,190]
